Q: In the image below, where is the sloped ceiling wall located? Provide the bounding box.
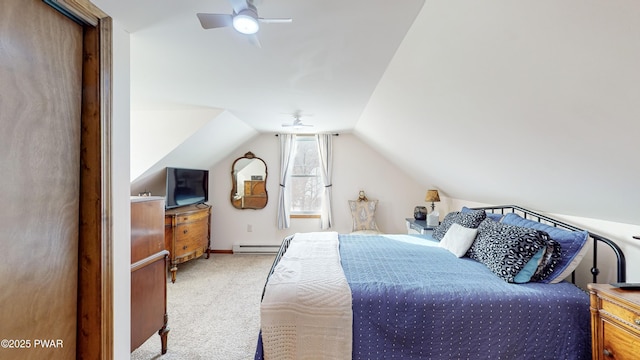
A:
[130,109,257,195]
[130,105,225,180]
[355,1,640,225]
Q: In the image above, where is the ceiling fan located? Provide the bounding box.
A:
[282,114,313,128]
[197,0,292,45]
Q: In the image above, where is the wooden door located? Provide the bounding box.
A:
[0,1,82,358]
[0,0,112,359]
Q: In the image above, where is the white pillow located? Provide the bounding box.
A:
[439,223,479,257]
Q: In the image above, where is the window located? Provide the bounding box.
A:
[290,136,324,216]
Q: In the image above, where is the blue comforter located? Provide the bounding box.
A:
[340,234,590,360]
[256,234,591,359]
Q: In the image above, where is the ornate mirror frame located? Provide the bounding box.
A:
[230,152,268,209]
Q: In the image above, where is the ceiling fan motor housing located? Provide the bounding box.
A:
[233,8,259,34]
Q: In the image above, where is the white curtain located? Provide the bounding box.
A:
[277,134,296,229]
[316,134,334,229]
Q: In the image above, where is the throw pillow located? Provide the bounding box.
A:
[461,206,504,222]
[439,223,479,257]
[500,213,588,283]
[467,219,553,283]
[432,210,486,241]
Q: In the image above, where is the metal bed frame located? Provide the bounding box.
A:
[474,205,626,284]
[261,205,626,299]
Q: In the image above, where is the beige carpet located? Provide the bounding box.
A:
[131,253,276,360]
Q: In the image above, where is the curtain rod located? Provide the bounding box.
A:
[274,133,339,137]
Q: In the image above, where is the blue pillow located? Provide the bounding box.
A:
[461,206,504,222]
[513,248,544,283]
[500,213,589,283]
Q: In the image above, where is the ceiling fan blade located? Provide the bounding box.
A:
[229,0,249,14]
[282,119,313,127]
[247,34,262,48]
[259,17,293,24]
[197,13,233,29]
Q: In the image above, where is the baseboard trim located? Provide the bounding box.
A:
[208,249,233,254]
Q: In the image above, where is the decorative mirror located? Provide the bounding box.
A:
[230,152,268,209]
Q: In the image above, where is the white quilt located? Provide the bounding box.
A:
[260,232,353,360]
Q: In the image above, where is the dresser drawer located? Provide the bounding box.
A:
[602,320,640,359]
[601,297,640,331]
[170,209,209,226]
[174,223,207,257]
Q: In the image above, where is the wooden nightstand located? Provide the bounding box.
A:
[405,218,435,235]
[588,283,640,359]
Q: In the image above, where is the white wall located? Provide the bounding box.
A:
[209,133,427,250]
[356,0,640,226]
[110,19,131,360]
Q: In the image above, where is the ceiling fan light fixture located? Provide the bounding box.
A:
[233,10,259,34]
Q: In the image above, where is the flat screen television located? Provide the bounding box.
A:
[165,167,209,209]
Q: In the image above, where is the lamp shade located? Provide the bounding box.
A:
[425,190,440,203]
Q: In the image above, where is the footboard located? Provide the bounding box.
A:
[475,205,626,283]
[261,234,294,300]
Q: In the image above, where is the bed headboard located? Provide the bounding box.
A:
[473,205,626,284]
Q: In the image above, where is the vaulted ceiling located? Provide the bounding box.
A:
[94,0,640,225]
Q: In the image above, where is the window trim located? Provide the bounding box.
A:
[290,214,321,219]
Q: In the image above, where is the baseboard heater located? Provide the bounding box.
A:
[232,244,280,254]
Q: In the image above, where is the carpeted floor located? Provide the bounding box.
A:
[131,253,276,360]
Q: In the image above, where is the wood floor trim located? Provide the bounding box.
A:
[208,249,234,254]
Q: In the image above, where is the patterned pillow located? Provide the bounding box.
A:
[466,219,559,283]
[461,206,504,222]
[500,213,587,283]
[530,237,562,282]
[348,200,380,233]
[432,210,486,241]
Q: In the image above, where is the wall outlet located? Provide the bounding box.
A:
[247,224,253,232]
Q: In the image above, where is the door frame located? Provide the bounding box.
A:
[44,1,113,359]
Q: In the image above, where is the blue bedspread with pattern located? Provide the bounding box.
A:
[256,234,591,359]
[340,234,590,360]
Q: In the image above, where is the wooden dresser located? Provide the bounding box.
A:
[243,180,267,209]
[131,197,169,354]
[164,204,211,282]
[588,283,640,359]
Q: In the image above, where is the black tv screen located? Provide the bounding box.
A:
[165,167,209,209]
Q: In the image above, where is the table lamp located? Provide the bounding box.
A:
[425,189,440,227]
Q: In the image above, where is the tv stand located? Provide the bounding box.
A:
[164,204,211,283]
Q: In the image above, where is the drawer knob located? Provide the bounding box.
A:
[635,318,640,326]
[183,245,188,250]
[183,229,188,234]
[604,349,613,357]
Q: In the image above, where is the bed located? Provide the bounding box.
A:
[255,205,626,360]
